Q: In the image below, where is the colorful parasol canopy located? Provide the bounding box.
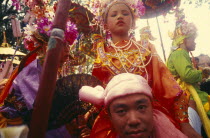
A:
[0,47,26,56]
[142,0,181,18]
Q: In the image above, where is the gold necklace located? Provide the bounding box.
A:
[112,40,152,81]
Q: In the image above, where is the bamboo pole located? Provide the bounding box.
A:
[28,0,71,137]
[155,15,166,62]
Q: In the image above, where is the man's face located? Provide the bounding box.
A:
[109,93,154,138]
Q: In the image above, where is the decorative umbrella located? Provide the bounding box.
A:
[142,0,181,18]
[0,31,26,56]
[0,47,26,56]
[0,59,20,65]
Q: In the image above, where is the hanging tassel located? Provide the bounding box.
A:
[23,11,31,23]
[11,17,21,37]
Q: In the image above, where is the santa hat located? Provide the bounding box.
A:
[79,73,152,106]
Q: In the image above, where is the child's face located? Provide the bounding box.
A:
[105,3,133,36]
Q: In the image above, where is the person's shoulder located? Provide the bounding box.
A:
[171,48,187,56]
[176,48,187,53]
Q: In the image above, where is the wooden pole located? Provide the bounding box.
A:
[155,15,166,62]
[28,0,71,137]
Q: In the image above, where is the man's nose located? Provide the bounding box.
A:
[127,111,140,127]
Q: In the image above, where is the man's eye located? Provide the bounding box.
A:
[116,109,126,116]
[137,105,147,112]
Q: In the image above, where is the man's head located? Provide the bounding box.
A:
[171,22,197,52]
[105,73,154,138]
[170,9,197,52]
[79,73,154,138]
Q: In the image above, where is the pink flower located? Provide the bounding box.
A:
[65,21,78,45]
[37,17,53,36]
[12,0,21,10]
[136,1,145,16]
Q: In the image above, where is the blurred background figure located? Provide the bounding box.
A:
[194,57,200,70]
[200,67,210,95]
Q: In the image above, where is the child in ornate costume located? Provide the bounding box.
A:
[70,0,201,137]
[167,8,210,137]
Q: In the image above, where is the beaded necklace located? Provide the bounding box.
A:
[99,39,153,81]
[109,39,132,50]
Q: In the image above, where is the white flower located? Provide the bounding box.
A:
[24,24,37,36]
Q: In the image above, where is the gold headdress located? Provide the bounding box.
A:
[89,0,145,26]
[169,8,197,50]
